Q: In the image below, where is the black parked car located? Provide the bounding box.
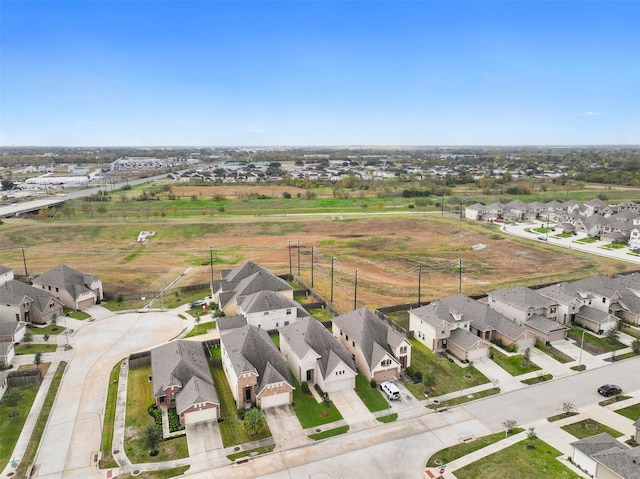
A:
[597,384,622,397]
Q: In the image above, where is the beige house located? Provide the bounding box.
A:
[0,280,63,325]
[32,264,103,310]
[571,433,640,479]
[332,308,411,383]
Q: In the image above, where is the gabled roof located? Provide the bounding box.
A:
[593,446,640,479]
[571,432,626,456]
[538,282,584,306]
[175,376,219,415]
[216,315,248,331]
[0,341,13,356]
[0,280,62,313]
[0,266,13,275]
[218,264,293,310]
[150,340,213,398]
[32,264,100,301]
[238,290,308,317]
[525,314,568,334]
[489,286,557,311]
[280,317,356,380]
[220,324,292,392]
[448,328,489,350]
[576,305,615,324]
[332,308,406,370]
[0,322,22,336]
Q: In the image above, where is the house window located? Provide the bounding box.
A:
[159,396,166,403]
[400,346,407,354]
[264,311,269,315]
[602,298,606,303]
[286,309,292,315]
[352,354,355,361]
[55,287,59,292]
[48,286,51,291]
[345,334,349,341]
[352,341,355,347]
[340,330,343,336]
[276,322,279,327]
[170,396,176,403]
[284,321,289,326]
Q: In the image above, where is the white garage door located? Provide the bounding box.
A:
[183,407,217,425]
[324,378,354,394]
[259,393,290,409]
[467,347,489,361]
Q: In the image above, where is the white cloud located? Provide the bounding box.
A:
[584,111,601,116]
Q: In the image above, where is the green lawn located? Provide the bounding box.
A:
[427,387,500,409]
[620,325,640,340]
[405,339,490,399]
[99,361,122,469]
[209,364,272,447]
[355,374,388,412]
[561,419,624,440]
[123,466,190,479]
[15,362,67,478]
[454,439,579,479]
[308,425,349,440]
[614,402,640,421]
[426,429,524,467]
[567,327,626,355]
[67,310,91,320]
[0,384,40,467]
[535,341,574,363]
[490,348,541,376]
[547,412,580,422]
[377,413,398,423]
[308,308,334,322]
[15,344,58,355]
[124,365,188,463]
[26,324,66,335]
[184,322,216,338]
[521,374,553,385]
[226,445,276,461]
[386,310,410,332]
[292,376,343,428]
[576,237,599,244]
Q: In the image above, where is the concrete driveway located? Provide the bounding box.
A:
[330,389,377,431]
[263,405,311,450]
[31,311,183,479]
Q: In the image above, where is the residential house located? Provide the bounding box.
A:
[0,280,64,325]
[0,266,14,286]
[236,290,309,330]
[0,322,26,344]
[464,203,487,221]
[279,317,357,393]
[487,286,568,342]
[537,282,582,325]
[571,433,640,479]
[574,306,618,334]
[218,318,294,409]
[617,201,640,213]
[0,342,14,369]
[213,261,294,316]
[150,340,219,425]
[332,308,411,382]
[0,371,7,401]
[629,228,640,250]
[32,264,103,310]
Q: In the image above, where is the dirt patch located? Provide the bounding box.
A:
[1,215,635,315]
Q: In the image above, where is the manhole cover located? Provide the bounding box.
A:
[132,469,140,476]
[234,446,240,451]
[315,428,321,432]
[8,472,15,477]
[113,449,120,454]
[586,423,597,430]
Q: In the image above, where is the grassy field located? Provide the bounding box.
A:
[1,191,635,316]
[426,429,524,467]
[354,374,389,412]
[26,324,66,335]
[291,376,343,429]
[0,384,40,468]
[561,419,624,440]
[490,348,541,376]
[405,339,490,399]
[567,327,626,355]
[613,402,640,421]
[124,365,188,463]
[454,439,579,479]
[15,344,57,355]
[100,361,122,469]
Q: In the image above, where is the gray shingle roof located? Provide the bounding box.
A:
[175,376,219,415]
[571,432,626,456]
[525,314,568,334]
[150,340,214,398]
[279,317,356,380]
[0,322,21,337]
[448,328,489,350]
[0,341,12,356]
[238,290,308,317]
[594,446,640,479]
[216,315,248,331]
[0,280,62,314]
[220,324,292,392]
[32,264,99,301]
[332,308,406,370]
[489,286,557,311]
[0,266,12,276]
[577,305,615,324]
[217,265,293,310]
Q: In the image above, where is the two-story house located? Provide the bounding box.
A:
[236,290,309,330]
[32,264,103,310]
[332,308,411,383]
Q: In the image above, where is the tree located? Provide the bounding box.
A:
[23,330,33,349]
[503,419,517,436]
[562,402,576,416]
[143,424,162,455]
[242,408,266,436]
[4,388,23,417]
[526,427,538,449]
[606,327,620,345]
[34,352,42,370]
[521,347,531,367]
[51,313,58,327]
[43,334,49,344]
[631,339,640,355]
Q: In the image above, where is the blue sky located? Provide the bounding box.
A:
[1,1,639,146]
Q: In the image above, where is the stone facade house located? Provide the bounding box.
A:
[332,308,411,382]
[0,280,64,325]
[218,318,294,409]
[150,340,219,425]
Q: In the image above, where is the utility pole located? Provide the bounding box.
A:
[458,258,463,294]
[330,257,335,303]
[418,263,422,306]
[209,247,214,298]
[311,246,315,288]
[288,240,292,276]
[354,268,358,311]
[297,239,301,277]
[441,194,445,216]
[21,247,28,278]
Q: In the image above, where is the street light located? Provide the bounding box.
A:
[578,329,586,370]
[89,410,104,463]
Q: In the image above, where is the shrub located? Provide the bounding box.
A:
[369,378,377,389]
[237,408,247,420]
[300,381,310,394]
[406,366,423,384]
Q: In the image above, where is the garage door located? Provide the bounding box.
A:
[183,407,218,425]
[466,347,489,361]
[324,378,354,394]
[259,392,290,409]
